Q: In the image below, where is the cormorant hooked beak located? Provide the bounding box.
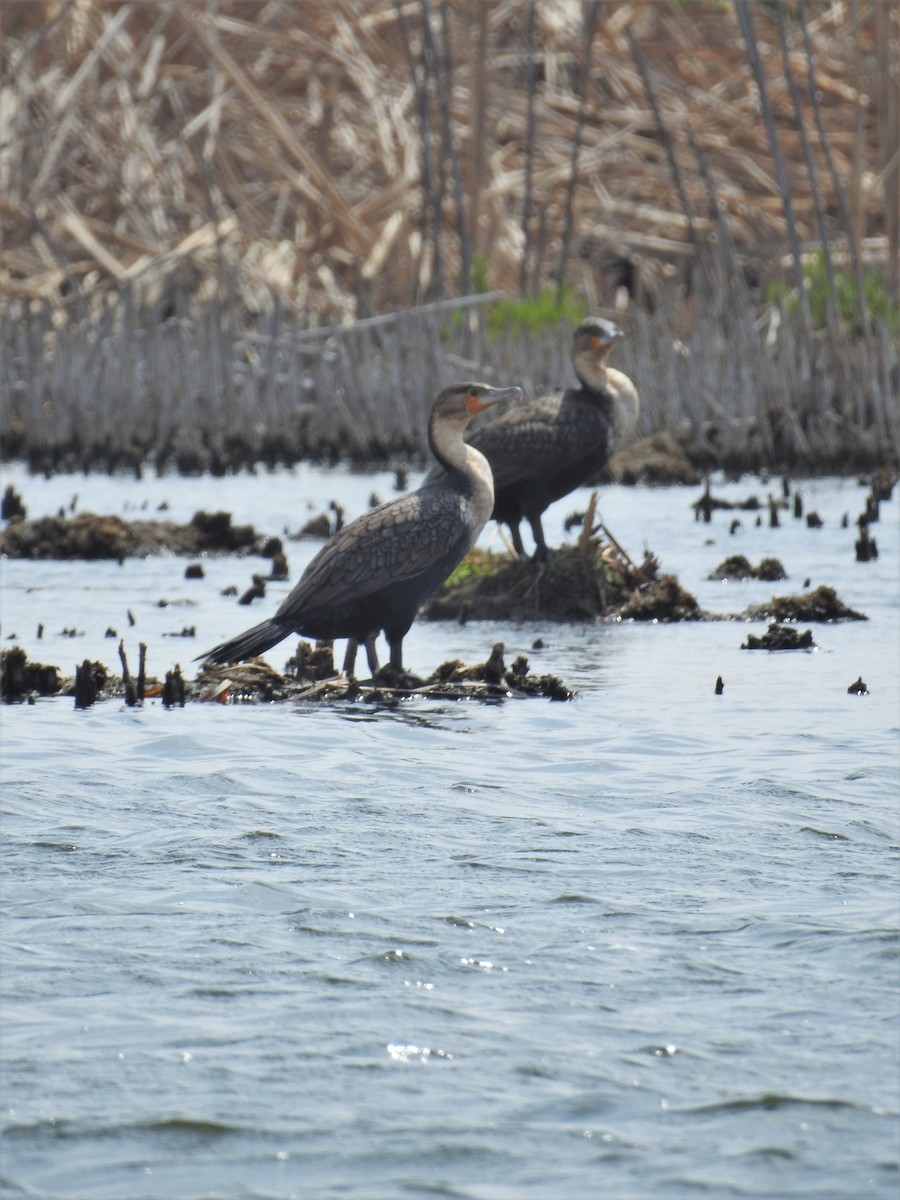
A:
[590,321,624,355]
[467,385,522,415]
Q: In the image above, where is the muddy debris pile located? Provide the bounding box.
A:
[692,483,764,523]
[423,537,703,624]
[0,644,167,706]
[290,500,345,540]
[0,647,62,702]
[2,639,574,708]
[745,585,867,623]
[615,574,704,622]
[195,639,574,704]
[608,433,702,487]
[709,555,787,581]
[0,509,271,560]
[742,624,816,651]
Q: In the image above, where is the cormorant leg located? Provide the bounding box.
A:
[510,522,526,558]
[364,636,380,676]
[342,638,359,677]
[529,516,549,562]
[388,639,404,672]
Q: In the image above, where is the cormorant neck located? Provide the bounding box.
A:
[429,411,473,475]
[602,366,641,445]
[574,353,613,395]
[429,414,494,517]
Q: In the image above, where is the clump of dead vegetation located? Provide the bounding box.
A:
[1,640,574,707]
[746,584,867,623]
[423,516,703,624]
[742,624,816,652]
[0,509,272,560]
[709,556,788,582]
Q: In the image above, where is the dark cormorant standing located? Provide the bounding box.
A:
[462,317,640,559]
[198,382,521,676]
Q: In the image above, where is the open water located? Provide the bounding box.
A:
[1,463,898,1200]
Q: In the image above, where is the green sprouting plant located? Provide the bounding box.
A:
[443,549,501,588]
[486,286,588,340]
[470,256,491,296]
[446,271,588,341]
[766,251,898,335]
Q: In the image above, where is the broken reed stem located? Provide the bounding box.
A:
[395,0,439,303]
[519,0,538,298]
[556,0,601,300]
[734,0,812,340]
[599,523,637,572]
[875,0,900,302]
[434,0,472,295]
[849,0,867,267]
[118,638,137,706]
[775,4,841,333]
[626,26,697,246]
[579,491,598,555]
[468,2,488,273]
[797,0,871,336]
[137,642,147,702]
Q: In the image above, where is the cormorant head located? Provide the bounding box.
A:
[573,316,625,388]
[432,382,522,430]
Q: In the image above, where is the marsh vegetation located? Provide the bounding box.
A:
[1,2,897,476]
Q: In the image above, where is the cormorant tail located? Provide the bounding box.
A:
[196,618,293,665]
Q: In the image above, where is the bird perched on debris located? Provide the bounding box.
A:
[198,382,521,677]
[457,316,640,559]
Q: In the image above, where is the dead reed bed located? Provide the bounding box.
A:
[1,1,897,474]
[3,265,896,476]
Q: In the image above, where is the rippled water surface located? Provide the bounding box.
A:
[1,464,898,1200]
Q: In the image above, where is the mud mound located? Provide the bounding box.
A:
[423,550,608,623]
[616,574,704,622]
[0,509,268,560]
[745,584,866,622]
[195,638,573,703]
[1,647,62,701]
[612,433,702,486]
[742,624,816,651]
[709,555,787,581]
[423,542,702,624]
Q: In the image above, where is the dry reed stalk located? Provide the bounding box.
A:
[519,0,538,297]
[555,0,600,299]
[734,0,811,339]
[796,0,871,337]
[775,3,840,336]
[875,1,899,301]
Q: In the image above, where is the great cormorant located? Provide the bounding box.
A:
[460,317,639,559]
[198,382,521,676]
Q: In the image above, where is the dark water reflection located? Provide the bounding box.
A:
[1,466,898,1199]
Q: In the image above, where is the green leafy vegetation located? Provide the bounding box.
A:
[767,251,898,334]
[447,273,588,341]
[486,286,588,339]
[443,549,502,587]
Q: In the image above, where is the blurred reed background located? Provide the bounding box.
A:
[1,0,897,475]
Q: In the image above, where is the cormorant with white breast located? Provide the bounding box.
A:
[198,382,521,676]
[460,316,640,559]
